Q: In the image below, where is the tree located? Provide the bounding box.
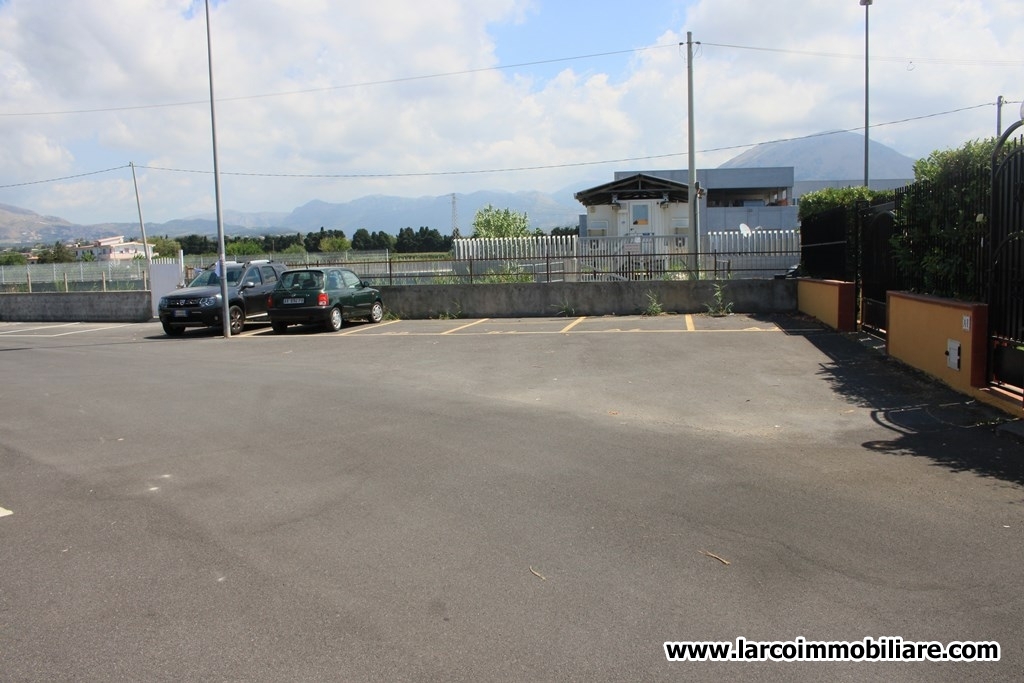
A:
[261,233,303,253]
[179,234,215,255]
[305,227,327,252]
[797,186,882,221]
[414,226,451,252]
[471,204,530,238]
[0,251,28,265]
[319,235,351,252]
[304,227,347,252]
[550,225,579,236]
[395,227,420,253]
[225,238,263,256]
[351,228,373,250]
[150,236,181,259]
[371,231,397,251]
[35,241,75,263]
[913,138,996,184]
[889,137,995,300]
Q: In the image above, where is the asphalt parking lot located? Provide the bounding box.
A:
[1,314,1022,682]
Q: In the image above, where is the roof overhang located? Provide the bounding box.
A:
[574,173,689,207]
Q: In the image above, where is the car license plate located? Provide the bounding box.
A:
[173,309,188,318]
[283,297,305,305]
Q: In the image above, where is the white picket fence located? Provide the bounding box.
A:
[453,231,800,280]
[704,229,800,254]
[453,235,578,260]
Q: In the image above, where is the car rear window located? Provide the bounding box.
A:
[282,271,323,289]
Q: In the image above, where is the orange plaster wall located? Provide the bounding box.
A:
[797,279,856,332]
[886,292,988,393]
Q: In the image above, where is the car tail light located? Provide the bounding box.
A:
[317,292,328,307]
[266,294,274,308]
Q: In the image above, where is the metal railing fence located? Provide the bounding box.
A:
[0,260,150,293]
[2,231,800,290]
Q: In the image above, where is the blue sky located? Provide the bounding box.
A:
[491,0,688,82]
[0,0,1021,225]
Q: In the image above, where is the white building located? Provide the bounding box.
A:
[73,236,155,262]
[574,173,692,243]
[576,167,800,243]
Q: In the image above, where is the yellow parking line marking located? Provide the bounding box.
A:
[339,319,401,335]
[0,506,12,518]
[341,325,790,337]
[442,318,489,335]
[685,314,695,331]
[559,316,587,333]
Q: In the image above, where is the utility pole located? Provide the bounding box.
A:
[686,32,699,276]
[997,95,1004,136]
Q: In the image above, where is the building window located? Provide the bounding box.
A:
[631,204,649,226]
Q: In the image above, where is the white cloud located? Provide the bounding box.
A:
[0,0,1020,225]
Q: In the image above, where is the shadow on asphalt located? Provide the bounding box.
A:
[757,314,1024,488]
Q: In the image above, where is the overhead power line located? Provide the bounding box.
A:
[3,39,1018,118]
[0,45,676,118]
[700,41,1024,68]
[0,165,130,189]
[0,103,995,190]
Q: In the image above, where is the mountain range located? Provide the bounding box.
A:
[0,133,917,246]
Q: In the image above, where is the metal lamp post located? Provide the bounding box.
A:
[860,0,872,189]
[204,0,230,337]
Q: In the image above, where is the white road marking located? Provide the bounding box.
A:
[0,323,133,337]
[0,323,80,335]
[0,506,13,518]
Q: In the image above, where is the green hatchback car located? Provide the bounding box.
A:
[266,267,384,333]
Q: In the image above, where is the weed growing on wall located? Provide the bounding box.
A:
[552,296,576,317]
[436,301,463,319]
[642,290,664,316]
[704,283,734,317]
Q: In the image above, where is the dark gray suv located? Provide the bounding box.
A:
[157,260,288,336]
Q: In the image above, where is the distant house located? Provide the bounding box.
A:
[575,167,800,244]
[73,236,154,262]
[574,173,691,243]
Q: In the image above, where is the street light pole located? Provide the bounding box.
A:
[860,0,872,189]
[204,0,230,337]
[129,162,151,266]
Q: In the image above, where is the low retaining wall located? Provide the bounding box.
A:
[0,292,153,323]
[0,280,797,323]
[887,291,988,393]
[797,279,856,332]
[379,279,797,319]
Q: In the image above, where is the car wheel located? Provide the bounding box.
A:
[228,305,245,335]
[161,321,185,336]
[271,321,288,334]
[324,307,343,332]
[367,301,384,323]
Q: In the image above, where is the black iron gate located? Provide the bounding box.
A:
[858,202,898,337]
[989,133,1024,394]
[800,205,855,282]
